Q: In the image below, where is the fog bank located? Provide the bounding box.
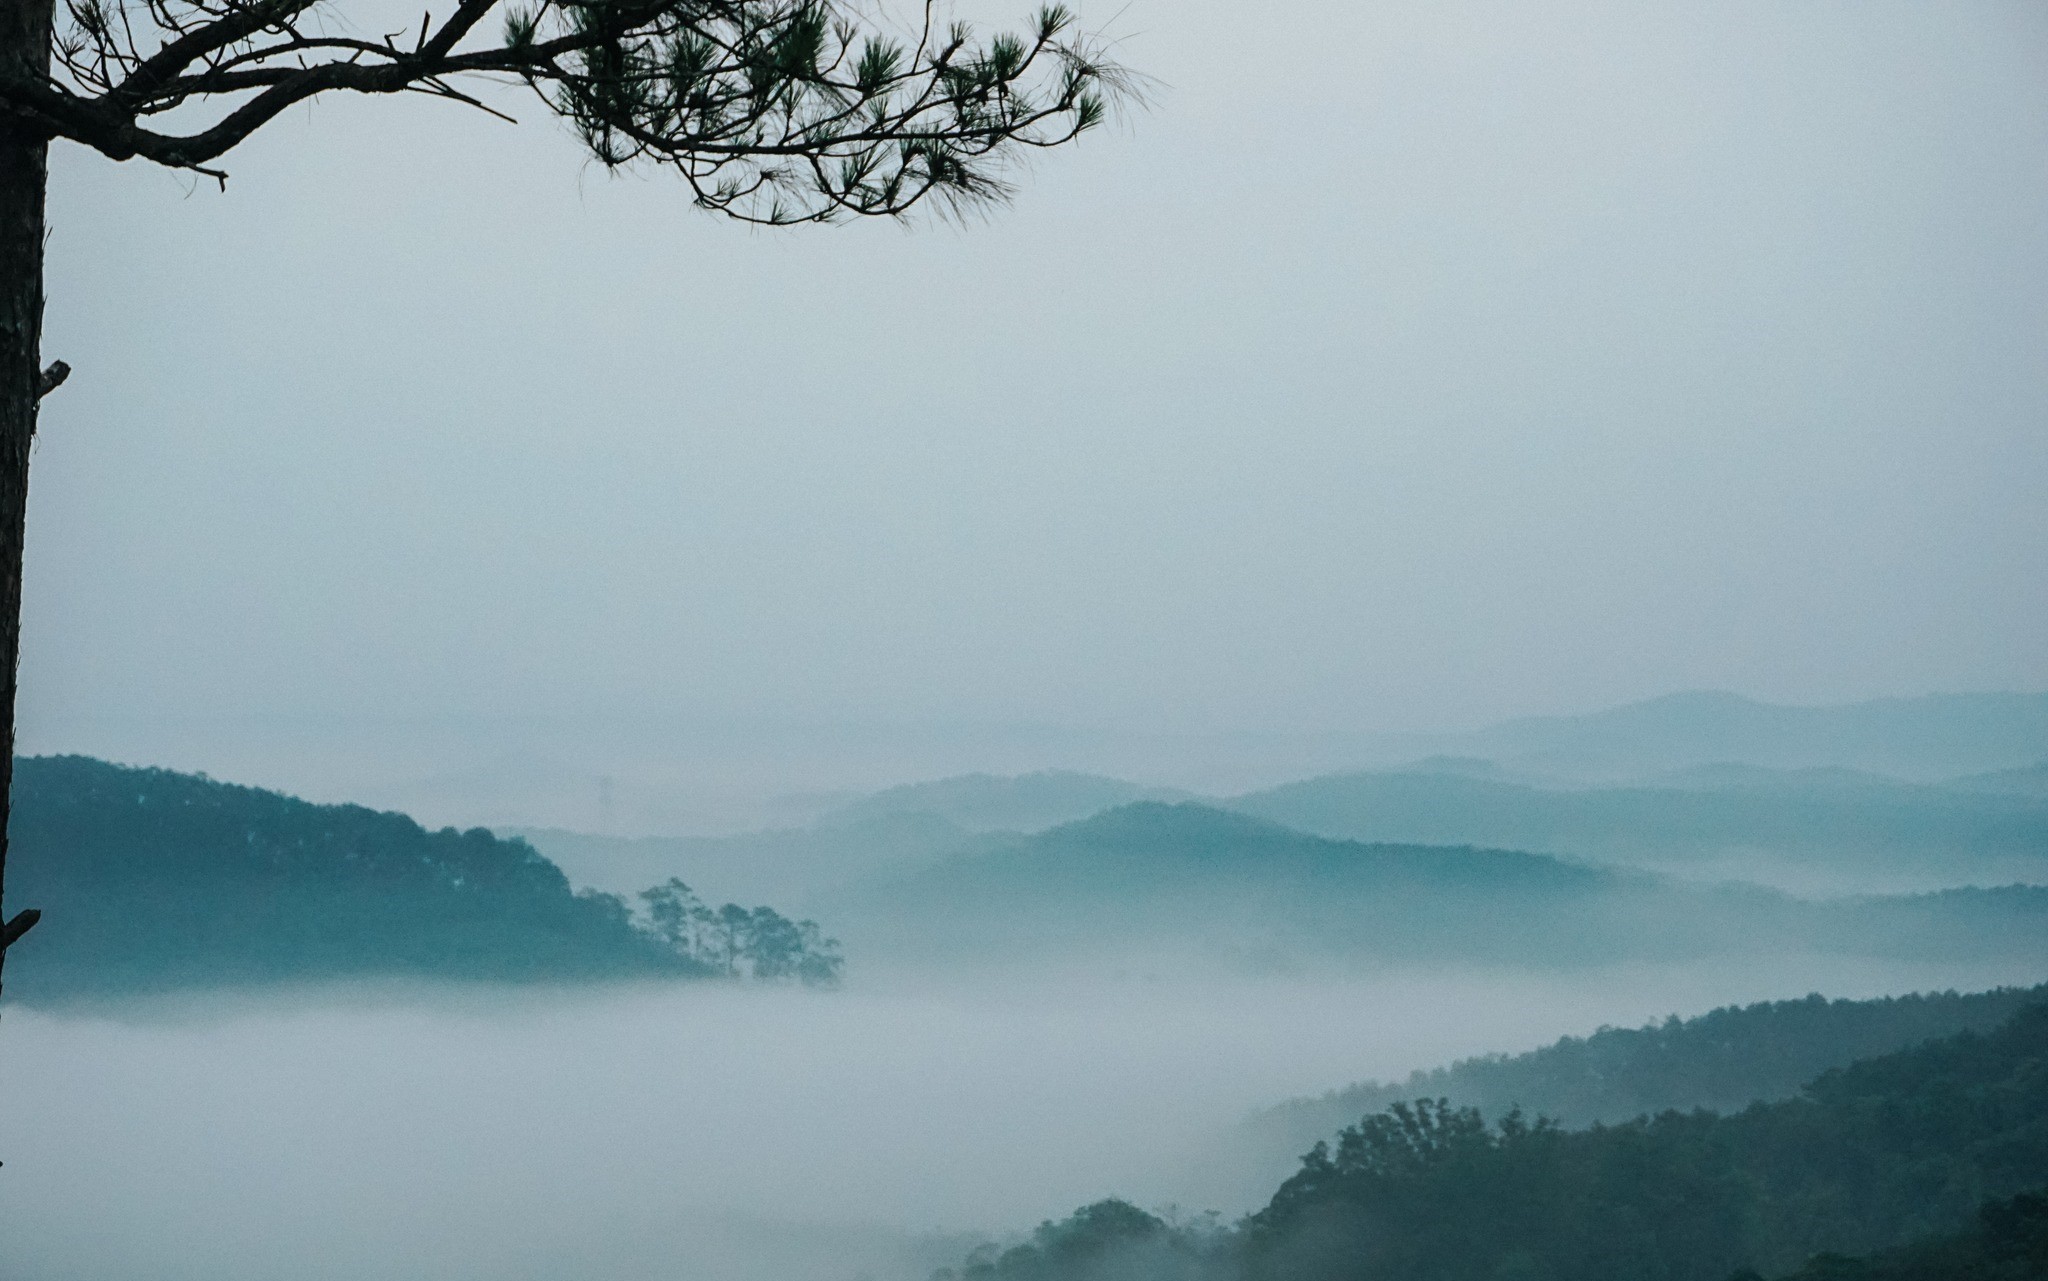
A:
[6,957,2043,1281]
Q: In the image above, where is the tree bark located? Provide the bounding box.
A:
[0,0,53,997]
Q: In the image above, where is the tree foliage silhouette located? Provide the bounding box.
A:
[637,877,842,985]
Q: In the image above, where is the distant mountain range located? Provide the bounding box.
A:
[16,733,2048,999]
[1226,763,2048,890]
[727,691,2048,837]
[830,802,2048,971]
[1379,689,2048,782]
[505,695,2048,971]
[519,697,2045,901]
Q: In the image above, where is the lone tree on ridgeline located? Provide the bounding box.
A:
[0,0,1130,989]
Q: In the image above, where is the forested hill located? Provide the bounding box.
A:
[846,803,2048,969]
[845,802,1625,963]
[942,1001,2048,1281]
[2,755,703,1001]
[920,802,1615,899]
[1245,983,2048,1168]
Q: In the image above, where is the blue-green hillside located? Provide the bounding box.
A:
[3,756,839,1001]
[845,802,2048,969]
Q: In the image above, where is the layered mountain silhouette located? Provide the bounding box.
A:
[836,802,2048,970]
[1226,763,2048,885]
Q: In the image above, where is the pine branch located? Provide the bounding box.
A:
[4,0,1136,220]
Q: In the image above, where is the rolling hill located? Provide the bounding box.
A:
[3,755,703,1001]
[835,802,2048,971]
[943,1000,2048,1281]
[1243,981,2048,1174]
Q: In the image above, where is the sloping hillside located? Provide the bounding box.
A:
[943,1001,2048,1281]
[1246,982,2048,1166]
[1241,1001,2048,1281]
[4,755,703,1000]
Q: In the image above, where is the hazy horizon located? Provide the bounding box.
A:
[24,0,2048,816]
[18,683,2046,836]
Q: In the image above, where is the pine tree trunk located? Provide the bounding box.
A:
[0,0,53,995]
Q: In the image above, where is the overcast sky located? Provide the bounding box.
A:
[18,0,2048,813]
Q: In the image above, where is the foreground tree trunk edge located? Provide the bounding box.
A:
[0,0,53,1006]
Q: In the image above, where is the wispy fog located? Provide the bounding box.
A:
[7,957,2041,1281]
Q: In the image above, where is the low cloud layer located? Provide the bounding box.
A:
[7,956,2042,1281]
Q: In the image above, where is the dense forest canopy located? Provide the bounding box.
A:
[4,755,838,1000]
[1250,982,2048,1151]
[1750,1190,2048,1281]
[941,1002,2048,1281]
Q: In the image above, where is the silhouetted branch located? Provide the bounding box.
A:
[2,0,1136,222]
[0,908,39,952]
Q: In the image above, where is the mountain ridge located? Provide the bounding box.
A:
[2,755,840,1001]
[833,801,2048,971]
[1401,689,2048,781]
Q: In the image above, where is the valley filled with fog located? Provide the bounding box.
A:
[7,953,2042,1281]
[4,692,2047,1281]
[5,692,2048,1280]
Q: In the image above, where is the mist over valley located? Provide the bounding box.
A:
[7,944,2041,1281]
[5,686,2048,1280]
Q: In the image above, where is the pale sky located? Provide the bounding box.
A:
[18,0,2048,816]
